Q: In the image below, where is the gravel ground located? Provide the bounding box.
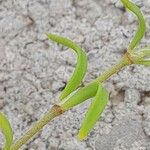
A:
[0,0,150,149]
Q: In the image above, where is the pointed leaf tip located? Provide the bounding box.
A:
[78,84,109,139]
[77,130,87,141]
[47,33,88,100]
[121,0,146,51]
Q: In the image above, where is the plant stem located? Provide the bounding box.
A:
[10,105,64,150]
[10,53,131,150]
[95,54,130,83]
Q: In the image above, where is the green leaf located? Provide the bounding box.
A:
[0,112,13,150]
[121,0,146,51]
[138,60,150,66]
[47,34,88,100]
[77,84,109,140]
[140,48,150,59]
[131,47,150,64]
[59,82,99,111]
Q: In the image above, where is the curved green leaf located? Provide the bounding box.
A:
[47,34,88,100]
[78,84,109,140]
[0,112,13,150]
[121,0,146,51]
[59,82,99,111]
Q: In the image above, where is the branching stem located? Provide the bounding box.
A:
[1,0,148,149]
[95,54,130,83]
[10,53,132,150]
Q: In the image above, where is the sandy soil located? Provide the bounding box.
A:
[0,0,150,149]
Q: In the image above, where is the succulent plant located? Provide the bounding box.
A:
[1,0,149,149]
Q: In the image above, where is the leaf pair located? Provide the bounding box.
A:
[48,34,109,140]
[59,82,109,140]
[0,112,13,150]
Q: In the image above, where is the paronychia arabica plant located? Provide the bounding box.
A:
[1,0,150,149]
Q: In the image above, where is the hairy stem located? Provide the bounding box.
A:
[95,54,130,83]
[10,105,64,150]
